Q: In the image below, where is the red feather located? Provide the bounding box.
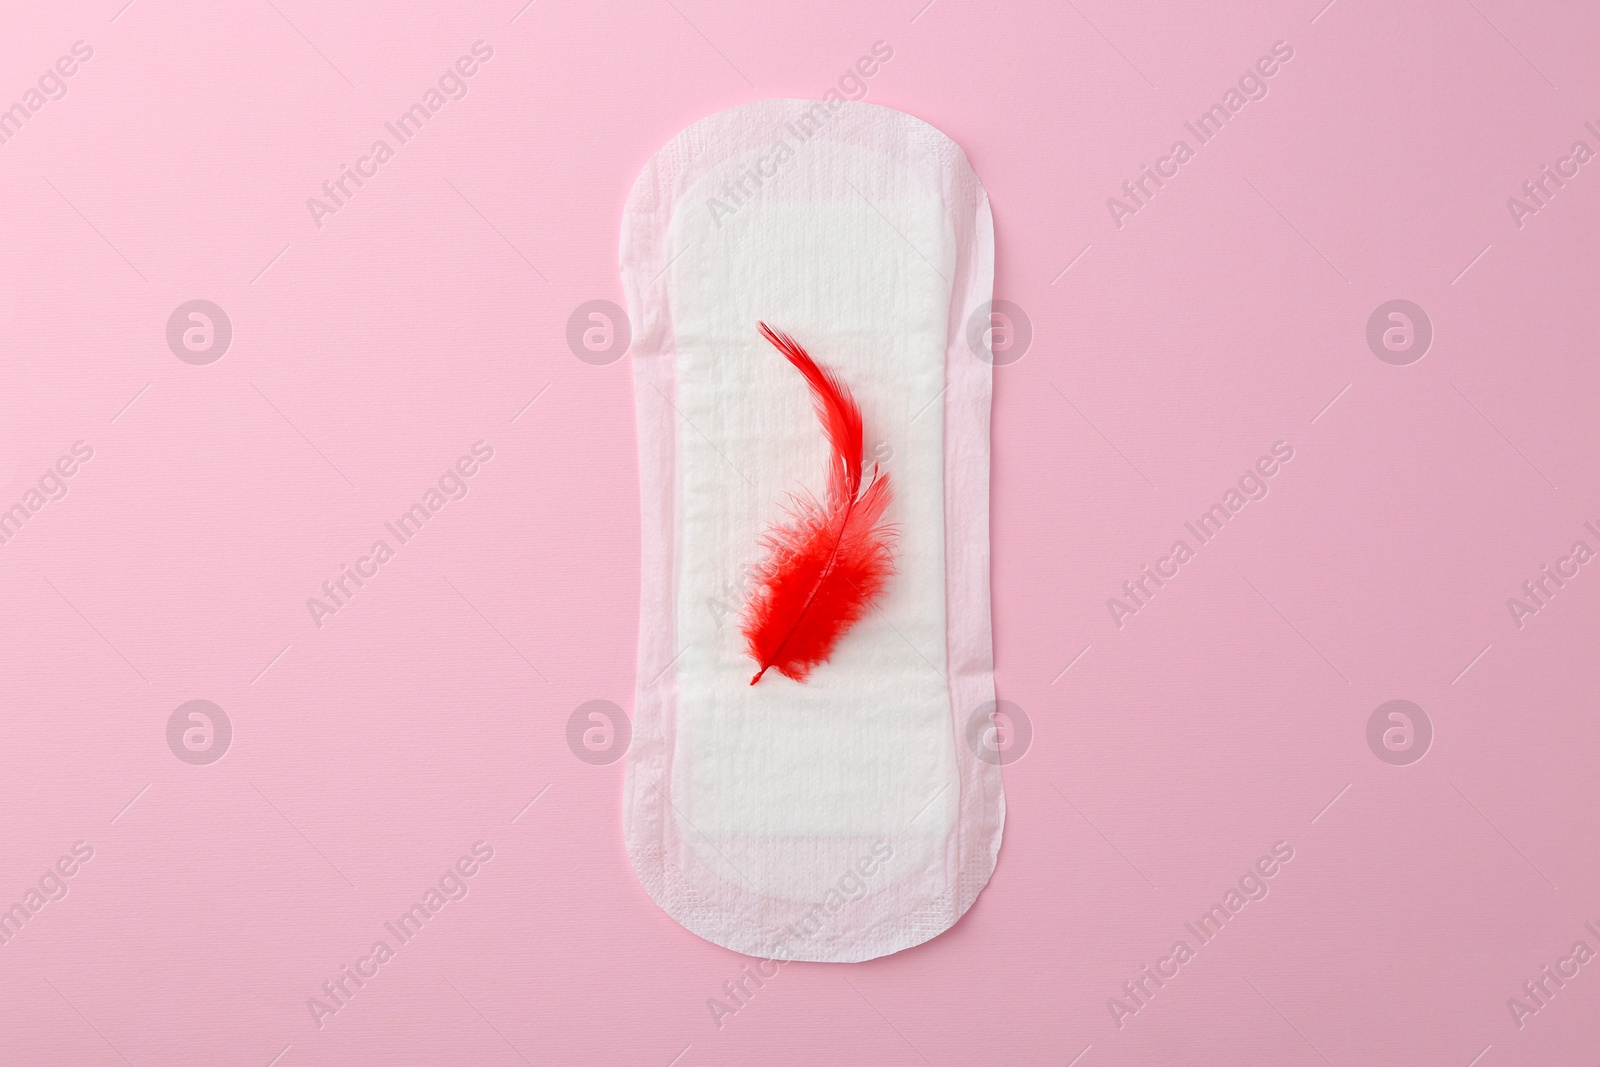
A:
[742,324,895,685]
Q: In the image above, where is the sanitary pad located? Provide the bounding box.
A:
[620,99,1001,962]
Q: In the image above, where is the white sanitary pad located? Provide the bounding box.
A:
[620,99,1001,962]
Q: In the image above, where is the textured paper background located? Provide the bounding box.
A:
[1,1,1597,1065]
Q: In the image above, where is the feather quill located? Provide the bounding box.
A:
[742,323,895,685]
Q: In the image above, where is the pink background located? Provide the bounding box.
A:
[2,1,1597,1064]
